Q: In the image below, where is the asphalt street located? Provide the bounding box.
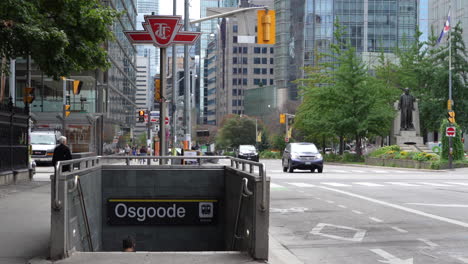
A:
[264,159,468,264]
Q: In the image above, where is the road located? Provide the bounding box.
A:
[263,159,468,264]
[32,160,468,263]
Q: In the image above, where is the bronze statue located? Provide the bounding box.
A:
[398,88,415,130]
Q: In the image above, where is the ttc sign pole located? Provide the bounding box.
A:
[125,16,200,164]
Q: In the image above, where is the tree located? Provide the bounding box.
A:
[0,0,119,78]
[440,119,464,160]
[216,115,258,149]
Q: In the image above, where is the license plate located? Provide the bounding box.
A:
[34,152,42,155]
[305,162,311,165]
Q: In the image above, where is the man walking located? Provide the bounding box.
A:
[52,136,72,172]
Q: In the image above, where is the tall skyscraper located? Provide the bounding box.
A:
[275,0,419,111]
[429,0,468,45]
[136,0,160,76]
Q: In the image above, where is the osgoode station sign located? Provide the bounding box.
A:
[107,198,218,225]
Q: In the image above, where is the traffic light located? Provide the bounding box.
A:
[138,110,145,122]
[154,79,161,101]
[65,104,71,117]
[257,10,276,44]
[23,87,35,104]
[73,80,83,95]
[279,113,286,124]
[448,110,456,124]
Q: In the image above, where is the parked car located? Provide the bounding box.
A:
[282,142,323,173]
[236,145,259,162]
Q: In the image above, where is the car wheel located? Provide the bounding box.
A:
[282,159,287,172]
[318,168,323,173]
[310,168,315,173]
[288,160,294,173]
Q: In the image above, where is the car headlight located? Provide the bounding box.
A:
[316,154,323,159]
[291,153,300,159]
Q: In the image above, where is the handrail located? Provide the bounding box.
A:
[232,178,253,249]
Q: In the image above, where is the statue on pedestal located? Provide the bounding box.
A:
[398,88,415,130]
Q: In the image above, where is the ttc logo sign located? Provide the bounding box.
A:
[125,15,201,47]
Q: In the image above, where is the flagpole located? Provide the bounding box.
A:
[448,1,453,170]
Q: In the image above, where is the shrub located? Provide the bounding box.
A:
[412,152,439,162]
[224,151,236,157]
[260,150,281,159]
[324,153,343,162]
[369,145,401,157]
[342,153,364,162]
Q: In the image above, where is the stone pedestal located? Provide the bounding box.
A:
[395,130,424,146]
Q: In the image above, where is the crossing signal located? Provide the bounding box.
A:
[73,80,83,95]
[154,79,161,101]
[257,10,276,44]
[448,110,456,124]
[138,110,145,122]
[65,105,71,117]
[23,87,35,104]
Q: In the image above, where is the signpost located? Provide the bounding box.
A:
[446,126,456,137]
[125,16,200,164]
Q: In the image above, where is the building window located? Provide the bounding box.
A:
[270,58,274,64]
[270,68,274,74]
[254,79,260,85]
[238,89,243,95]
[242,57,248,64]
[233,68,237,74]
[233,57,238,64]
[262,79,267,85]
[233,25,238,33]
[232,89,238,96]
[262,68,267,74]
[270,79,274,85]
[254,58,261,64]
[233,47,237,53]
[254,47,261,53]
[238,100,243,106]
[270,47,274,54]
[233,36,237,43]
[243,78,247,85]
[232,100,238,106]
[243,68,247,74]
[232,79,238,85]
[254,68,260,74]
[262,47,267,53]
[243,47,248,54]
[262,58,267,64]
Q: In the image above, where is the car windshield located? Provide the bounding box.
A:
[291,144,318,153]
[239,145,256,152]
[31,134,56,145]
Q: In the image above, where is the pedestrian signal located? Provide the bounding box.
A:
[138,110,145,122]
[23,87,35,104]
[65,105,71,117]
[279,114,286,124]
[73,80,83,95]
[448,110,456,124]
[154,79,161,101]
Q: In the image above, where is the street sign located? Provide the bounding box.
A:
[165,116,169,125]
[124,16,201,47]
[446,126,456,137]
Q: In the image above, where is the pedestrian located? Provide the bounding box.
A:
[125,144,131,156]
[139,145,147,164]
[52,136,72,172]
[122,236,135,252]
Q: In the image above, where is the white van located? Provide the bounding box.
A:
[31,130,61,164]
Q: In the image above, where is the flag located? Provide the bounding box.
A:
[437,10,451,44]
[256,131,262,142]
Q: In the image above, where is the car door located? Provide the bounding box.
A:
[282,144,291,166]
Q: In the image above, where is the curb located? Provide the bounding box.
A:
[268,235,303,264]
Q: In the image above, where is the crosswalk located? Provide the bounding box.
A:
[270,181,468,190]
[268,169,417,174]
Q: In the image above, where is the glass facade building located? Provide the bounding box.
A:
[275,0,419,110]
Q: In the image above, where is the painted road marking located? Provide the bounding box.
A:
[352,210,363,215]
[417,238,439,247]
[372,170,389,173]
[370,249,413,264]
[329,169,347,173]
[418,182,452,187]
[338,205,347,208]
[311,223,367,242]
[321,182,352,187]
[406,203,468,208]
[369,217,384,223]
[326,200,335,204]
[270,183,286,189]
[457,257,468,263]
[445,182,468,186]
[354,182,385,187]
[350,170,365,173]
[270,207,308,214]
[386,182,420,187]
[287,182,316,188]
[391,226,408,233]
[393,170,407,174]
[319,186,468,228]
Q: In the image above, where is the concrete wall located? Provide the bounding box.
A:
[101,166,226,252]
[67,169,102,252]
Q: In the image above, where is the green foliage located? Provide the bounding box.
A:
[216,115,259,149]
[439,119,464,160]
[369,145,401,157]
[0,0,119,78]
[137,132,147,147]
[411,152,439,162]
[323,153,364,163]
[270,134,287,151]
[259,150,281,159]
[224,151,235,157]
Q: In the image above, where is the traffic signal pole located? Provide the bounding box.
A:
[159,47,167,164]
[448,1,453,170]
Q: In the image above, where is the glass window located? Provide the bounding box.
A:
[242,57,248,64]
[254,58,261,64]
[243,47,248,53]
[242,78,247,85]
[238,100,243,106]
[233,36,237,43]
[232,100,238,106]
[233,25,238,33]
[270,58,274,64]
[233,57,238,64]
[254,47,261,53]
[254,68,260,74]
[262,79,267,85]
[233,47,237,53]
[232,89,237,96]
[270,47,274,54]
[243,68,247,74]
[238,89,243,95]
[262,58,267,64]
[270,68,274,74]
[233,68,237,74]
[270,79,274,85]
[262,47,267,53]
[254,79,260,85]
[232,79,238,85]
[262,68,267,74]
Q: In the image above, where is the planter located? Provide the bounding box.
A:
[365,157,434,170]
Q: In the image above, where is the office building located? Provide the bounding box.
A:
[136,0,159,76]
[134,55,152,137]
[429,0,468,44]
[275,0,419,111]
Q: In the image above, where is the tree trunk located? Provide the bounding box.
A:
[322,135,326,153]
[355,134,362,157]
[339,136,344,155]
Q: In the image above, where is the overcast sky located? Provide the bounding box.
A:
[159,0,201,19]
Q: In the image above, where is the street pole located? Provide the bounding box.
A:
[184,0,191,150]
[172,0,177,155]
[62,78,66,138]
[159,47,167,164]
[9,59,15,105]
[448,1,453,170]
[255,118,258,148]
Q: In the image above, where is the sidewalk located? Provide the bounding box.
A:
[0,181,50,264]
[0,181,302,264]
